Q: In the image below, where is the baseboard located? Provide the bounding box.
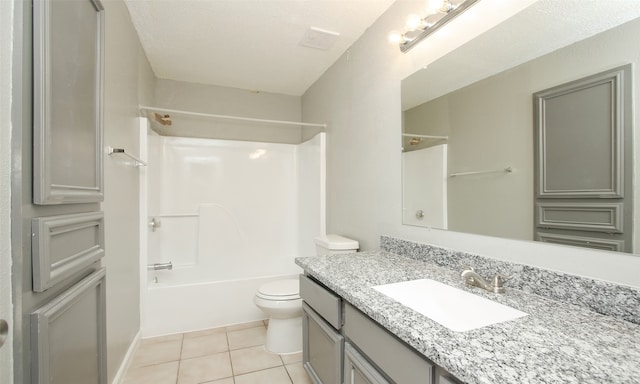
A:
[111,329,141,384]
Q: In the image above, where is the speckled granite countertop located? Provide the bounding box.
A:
[295,251,640,384]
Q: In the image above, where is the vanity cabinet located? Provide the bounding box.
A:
[433,367,464,384]
[434,367,464,384]
[301,274,464,384]
[343,303,433,384]
[300,275,344,384]
[344,343,390,384]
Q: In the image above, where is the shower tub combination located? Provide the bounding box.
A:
[140,130,324,337]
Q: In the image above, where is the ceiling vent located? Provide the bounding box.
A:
[299,27,340,50]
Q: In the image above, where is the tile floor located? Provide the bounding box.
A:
[123,320,312,384]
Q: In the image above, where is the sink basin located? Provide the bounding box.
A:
[372,279,527,332]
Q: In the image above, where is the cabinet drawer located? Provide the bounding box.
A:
[300,274,342,329]
[344,303,432,384]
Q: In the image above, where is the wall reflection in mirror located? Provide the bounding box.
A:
[401,3,640,254]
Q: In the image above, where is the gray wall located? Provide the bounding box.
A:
[153,79,305,143]
[302,1,640,287]
[102,1,155,381]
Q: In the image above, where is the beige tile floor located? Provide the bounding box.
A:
[123,320,312,384]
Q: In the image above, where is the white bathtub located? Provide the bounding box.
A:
[142,269,298,337]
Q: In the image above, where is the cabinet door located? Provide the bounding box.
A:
[434,367,463,384]
[30,269,106,384]
[344,343,390,384]
[343,304,432,383]
[302,302,344,384]
[33,0,105,204]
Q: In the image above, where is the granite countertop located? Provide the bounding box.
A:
[295,251,640,384]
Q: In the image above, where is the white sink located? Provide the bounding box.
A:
[372,279,527,332]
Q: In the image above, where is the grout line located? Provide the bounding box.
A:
[226,330,237,377]
[283,363,295,384]
[175,333,184,384]
[229,328,236,384]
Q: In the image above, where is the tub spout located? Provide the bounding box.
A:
[148,262,173,271]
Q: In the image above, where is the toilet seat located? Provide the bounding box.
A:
[256,279,300,301]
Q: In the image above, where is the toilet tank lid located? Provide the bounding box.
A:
[314,234,359,250]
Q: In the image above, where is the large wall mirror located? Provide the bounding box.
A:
[401,2,640,254]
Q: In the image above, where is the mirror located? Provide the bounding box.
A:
[401,2,640,253]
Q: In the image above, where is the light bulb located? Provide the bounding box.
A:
[405,14,422,31]
[388,31,403,44]
[426,0,445,13]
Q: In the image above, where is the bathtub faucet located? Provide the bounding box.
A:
[148,262,173,271]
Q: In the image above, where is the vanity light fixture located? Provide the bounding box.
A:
[390,0,480,53]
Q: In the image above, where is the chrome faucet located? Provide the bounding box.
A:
[460,267,508,293]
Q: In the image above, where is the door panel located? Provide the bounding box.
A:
[534,65,633,252]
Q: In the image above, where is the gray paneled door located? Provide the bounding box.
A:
[11,0,107,383]
[534,64,633,252]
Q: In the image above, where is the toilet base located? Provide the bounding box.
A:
[265,316,302,354]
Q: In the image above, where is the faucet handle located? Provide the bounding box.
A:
[460,266,483,288]
[491,273,510,293]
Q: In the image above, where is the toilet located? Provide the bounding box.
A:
[254,234,359,354]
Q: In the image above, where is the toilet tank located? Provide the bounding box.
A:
[314,234,359,255]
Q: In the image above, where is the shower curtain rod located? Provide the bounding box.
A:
[139,105,327,129]
[402,133,449,140]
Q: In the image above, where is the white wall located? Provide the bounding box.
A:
[102,1,155,382]
[302,0,640,287]
[0,0,14,380]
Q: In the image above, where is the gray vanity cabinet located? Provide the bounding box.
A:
[434,367,464,384]
[343,303,433,384]
[344,343,390,384]
[300,275,344,384]
[302,303,344,384]
[301,274,463,384]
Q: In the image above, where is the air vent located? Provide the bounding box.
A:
[299,27,340,50]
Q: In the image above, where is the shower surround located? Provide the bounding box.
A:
[141,132,324,337]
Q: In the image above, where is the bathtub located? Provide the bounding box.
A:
[142,269,298,337]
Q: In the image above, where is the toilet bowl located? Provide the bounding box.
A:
[254,234,359,354]
[253,279,302,354]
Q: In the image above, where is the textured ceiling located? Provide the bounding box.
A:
[124,0,396,96]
